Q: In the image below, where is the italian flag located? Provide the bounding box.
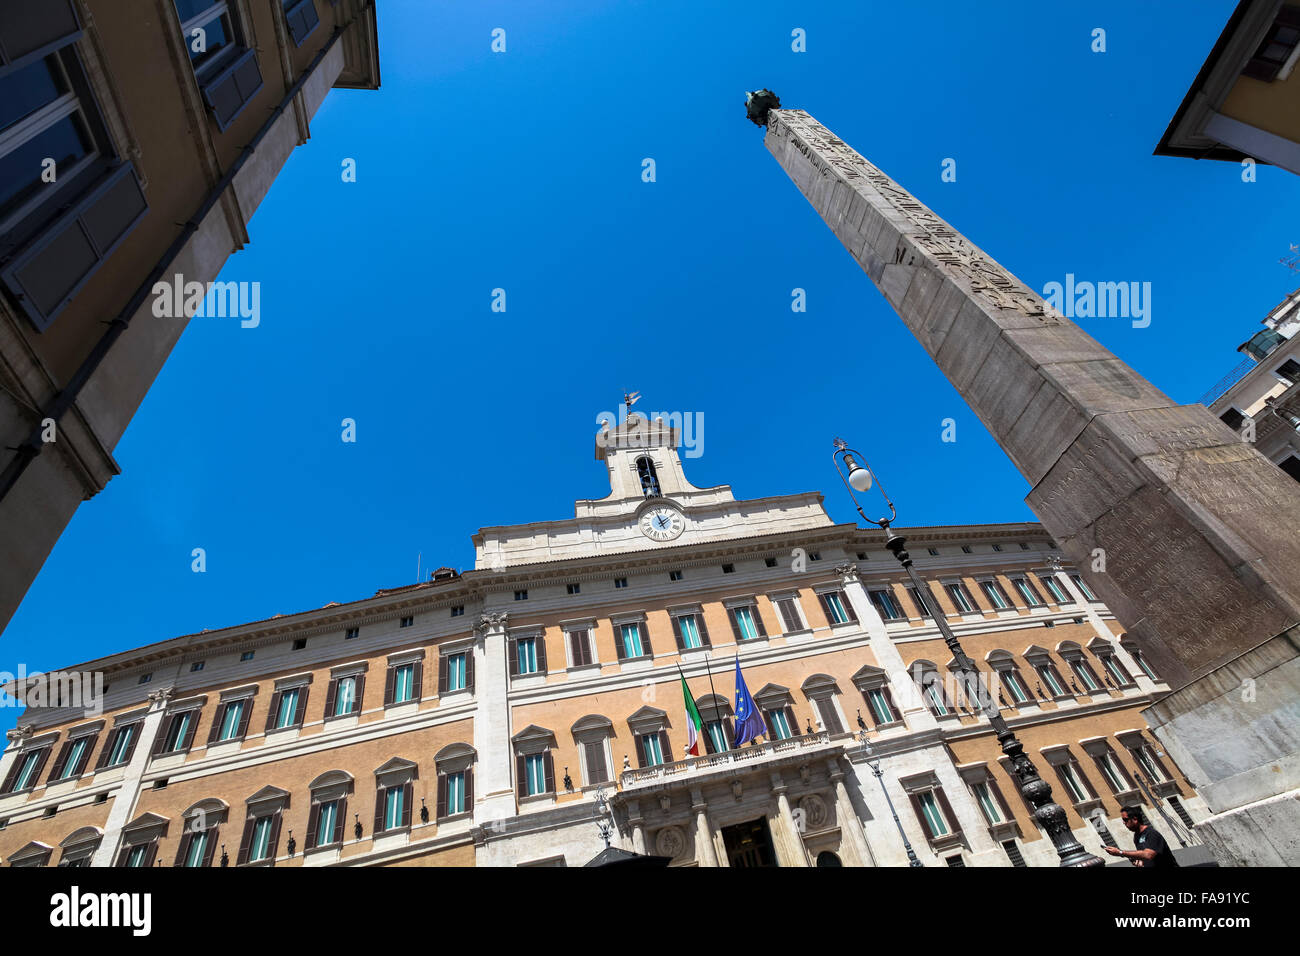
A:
[681,674,705,756]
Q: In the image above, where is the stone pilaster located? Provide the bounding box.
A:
[690,787,719,867]
[826,757,877,866]
[770,770,809,866]
[89,688,171,867]
[471,612,515,824]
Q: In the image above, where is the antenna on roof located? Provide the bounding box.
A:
[416,552,421,583]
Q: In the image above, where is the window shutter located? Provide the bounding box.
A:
[438,654,449,694]
[697,615,711,647]
[585,740,608,784]
[784,706,798,736]
[235,699,252,739]
[881,686,900,723]
[819,699,844,735]
[535,637,547,674]
[323,678,338,718]
[543,751,555,793]
[764,710,779,738]
[412,661,424,701]
[115,844,132,867]
[671,615,684,651]
[333,798,347,844]
[141,839,159,868]
[727,607,741,642]
[987,779,1015,822]
[841,592,859,623]
[178,714,197,754]
[817,592,832,624]
[284,0,321,46]
[634,733,647,768]
[202,827,219,867]
[436,773,448,819]
[384,666,396,705]
[464,652,474,692]
[174,829,194,867]
[305,802,321,849]
[49,741,71,781]
[777,599,799,631]
[0,0,81,73]
[516,754,527,798]
[752,605,767,637]
[264,691,282,732]
[201,46,264,132]
[268,809,282,865]
[908,792,935,839]
[294,686,309,725]
[152,717,172,756]
[463,768,473,810]
[207,704,226,744]
[508,637,520,675]
[401,782,413,828]
[374,787,386,833]
[3,753,25,792]
[1073,761,1098,799]
[353,673,366,711]
[935,788,963,838]
[94,731,116,770]
[236,816,255,865]
[1144,741,1173,781]
[570,631,590,668]
[2,162,149,332]
[613,629,626,662]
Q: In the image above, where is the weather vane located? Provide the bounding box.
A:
[623,390,641,418]
[1282,244,1299,274]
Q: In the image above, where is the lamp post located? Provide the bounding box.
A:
[856,730,923,867]
[833,439,1103,867]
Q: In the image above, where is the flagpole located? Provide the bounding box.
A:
[701,651,726,748]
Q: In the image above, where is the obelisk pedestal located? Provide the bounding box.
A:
[755,99,1300,864]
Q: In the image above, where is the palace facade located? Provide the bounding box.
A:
[0,413,1206,867]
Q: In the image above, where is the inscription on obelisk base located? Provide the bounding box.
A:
[757,102,1300,864]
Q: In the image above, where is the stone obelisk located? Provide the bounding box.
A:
[750,93,1300,864]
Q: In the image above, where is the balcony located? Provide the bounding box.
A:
[619,731,837,790]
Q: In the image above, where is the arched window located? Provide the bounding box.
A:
[636,456,661,497]
[816,851,842,867]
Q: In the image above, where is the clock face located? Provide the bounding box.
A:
[639,505,685,542]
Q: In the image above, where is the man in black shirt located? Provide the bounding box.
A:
[1104,805,1179,867]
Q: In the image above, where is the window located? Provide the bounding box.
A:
[764,557,777,568]
[704,720,729,754]
[441,651,470,692]
[869,589,903,621]
[310,799,342,848]
[808,551,821,562]
[581,738,610,786]
[856,552,867,560]
[991,544,1003,552]
[721,564,734,574]
[190,661,205,672]
[911,789,953,839]
[1019,542,1031,551]
[946,581,976,614]
[1068,656,1102,693]
[765,707,795,740]
[927,547,939,556]
[51,735,94,781]
[1003,840,1027,867]
[209,697,250,743]
[1090,746,1133,795]
[614,578,628,589]
[384,654,425,704]
[1011,577,1045,607]
[1124,645,1160,682]
[972,782,1004,825]
[138,673,152,684]
[566,582,580,595]
[567,628,594,667]
[669,570,683,581]
[618,623,645,659]
[156,710,197,755]
[913,667,952,717]
[1053,757,1095,805]
[729,604,764,641]
[863,687,898,726]
[672,613,709,650]
[1276,357,1300,385]
[328,673,363,717]
[1098,650,1132,687]
[383,785,405,830]
[281,0,321,47]
[961,546,972,554]
[1035,661,1069,697]
[240,651,254,662]
[99,724,137,769]
[979,580,1011,610]
[517,637,540,675]
[819,590,857,625]
[906,585,933,618]
[1126,740,1170,784]
[123,843,152,867]
[1041,575,1068,603]
[1070,574,1097,601]
[524,753,550,794]
[1244,4,1300,81]
[400,616,413,627]
[292,638,307,651]
[639,732,665,765]
[775,596,805,631]
[450,606,464,617]
[990,657,1030,705]
[514,590,528,601]
[346,627,359,639]
[175,813,220,867]
[441,771,468,816]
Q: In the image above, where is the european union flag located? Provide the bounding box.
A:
[732,656,768,747]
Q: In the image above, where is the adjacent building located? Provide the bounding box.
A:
[0,410,1208,867]
[1201,285,1300,481]
[0,0,381,633]
[1155,0,1300,176]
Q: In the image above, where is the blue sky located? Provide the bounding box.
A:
[4,0,1297,726]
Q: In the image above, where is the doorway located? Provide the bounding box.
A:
[721,817,778,867]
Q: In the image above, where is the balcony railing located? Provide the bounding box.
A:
[619,730,833,788]
[1199,356,1256,407]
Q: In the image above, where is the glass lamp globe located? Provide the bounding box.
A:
[848,463,873,492]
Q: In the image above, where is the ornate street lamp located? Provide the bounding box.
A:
[856,730,923,867]
[833,439,1103,867]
